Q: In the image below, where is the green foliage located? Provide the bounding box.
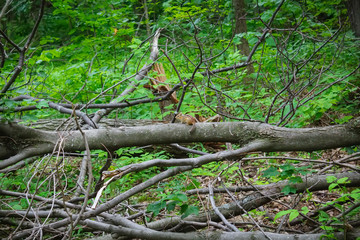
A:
[262,163,313,195]
[3,0,358,124]
[274,209,299,222]
[100,148,173,194]
[0,173,27,193]
[1,0,359,238]
[147,191,199,218]
[326,176,350,192]
[313,177,360,238]
[262,163,311,180]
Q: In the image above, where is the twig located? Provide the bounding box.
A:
[208,183,239,232]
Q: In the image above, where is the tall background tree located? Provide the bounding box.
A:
[232,0,255,81]
[346,0,360,37]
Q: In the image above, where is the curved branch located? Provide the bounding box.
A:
[0,0,46,95]
[1,84,181,113]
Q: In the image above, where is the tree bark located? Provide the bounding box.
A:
[2,172,359,239]
[233,0,250,55]
[232,0,254,78]
[143,0,151,36]
[346,0,360,37]
[146,172,360,231]
[1,118,360,169]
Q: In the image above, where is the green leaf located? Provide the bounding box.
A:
[166,201,177,212]
[326,176,337,183]
[319,211,330,222]
[282,185,297,195]
[266,37,276,47]
[36,100,49,109]
[15,88,28,94]
[280,164,295,171]
[185,178,200,190]
[1,99,16,109]
[262,166,279,177]
[12,204,23,210]
[328,183,337,191]
[274,209,292,221]
[166,193,187,202]
[274,209,298,222]
[320,226,334,231]
[289,176,303,184]
[147,201,166,216]
[21,114,38,122]
[181,205,199,219]
[301,206,309,215]
[350,189,360,200]
[289,210,299,222]
[337,177,349,184]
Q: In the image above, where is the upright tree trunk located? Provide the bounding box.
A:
[143,0,151,36]
[232,0,254,78]
[346,0,360,37]
[233,0,250,55]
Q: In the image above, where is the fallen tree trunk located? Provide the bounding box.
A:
[1,118,360,169]
[146,171,360,231]
[1,172,359,239]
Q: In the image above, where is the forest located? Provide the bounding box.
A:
[0,0,360,239]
